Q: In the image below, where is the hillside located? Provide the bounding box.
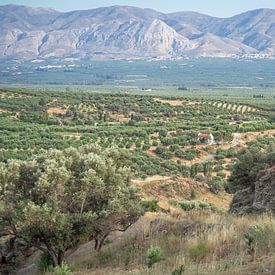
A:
[0,86,274,274]
[0,5,275,59]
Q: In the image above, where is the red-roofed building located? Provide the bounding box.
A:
[198,133,215,145]
[198,133,209,139]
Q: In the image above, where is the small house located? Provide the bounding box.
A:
[198,133,209,144]
[198,133,215,145]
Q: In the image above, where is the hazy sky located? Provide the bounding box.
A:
[1,0,275,17]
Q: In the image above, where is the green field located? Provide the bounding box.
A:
[0,85,275,275]
[0,86,274,182]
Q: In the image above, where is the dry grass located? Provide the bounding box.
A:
[109,113,130,122]
[153,98,184,106]
[70,211,275,275]
[47,107,67,115]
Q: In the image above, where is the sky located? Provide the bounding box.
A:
[1,0,275,17]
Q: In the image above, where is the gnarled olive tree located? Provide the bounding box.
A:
[0,145,143,267]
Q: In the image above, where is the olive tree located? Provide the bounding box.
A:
[0,145,143,267]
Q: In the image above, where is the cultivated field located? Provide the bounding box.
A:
[0,86,274,275]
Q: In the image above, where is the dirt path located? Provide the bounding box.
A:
[232,133,240,147]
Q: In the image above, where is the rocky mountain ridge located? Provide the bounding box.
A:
[0,5,274,59]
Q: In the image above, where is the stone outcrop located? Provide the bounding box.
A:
[253,166,275,213]
[0,234,35,274]
[230,166,275,215]
[0,235,16,264]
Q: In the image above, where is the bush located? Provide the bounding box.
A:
[146,246,164,268]
[97,251,114,265]
[244,223,275,257]
[124,246,135,268]
[141,199,159,212]
[188,241,211,262]
[171,265,185,275]
[175,149,184,158]
[180,200,208,211]
[142,144,151,151]
[152,141,158,147]
[179,200,222,213]
[217,171,226,179]
[38,252,53,272]
[51,264,73,275]
[184,151,196,160]
[208,177,224,194]
[155,146,173,159]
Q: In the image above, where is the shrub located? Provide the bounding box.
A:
[179,200,222,213]
[141,199,159,212]
[180,200,208,211]
[217,171,226,179]
[38,252,53,272]
[124,246,135,268]
[96,251,114,265]
[188,241,211,262]
[175,149,184,158]
[208,177,224,194]
[216,152,226,160]
[156,146,173,159]
[244,223,275,257]
[180,165,191,177]
[159,130,168,137]
[152,141,158,147]
[213,165,223,172]
[142,144,151,151]
[171,265,185,275]
[51,264,73,275]
[184,151,196,160]
[146,246,164,268]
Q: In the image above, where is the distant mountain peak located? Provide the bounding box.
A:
[1,4,59,13]
[0,4,274,60]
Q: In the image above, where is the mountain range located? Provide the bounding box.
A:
[0,4,275,60]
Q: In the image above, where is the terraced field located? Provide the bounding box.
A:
[0,87,274,189]
[0,86,274,275]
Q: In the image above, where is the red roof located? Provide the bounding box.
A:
[198,133,208,139]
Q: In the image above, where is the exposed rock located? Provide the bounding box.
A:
[0,234,37,275]
[229,187,255,215]
[253,166,275,213]
[0,5,275,60]
[230,166,275,215]
[0,235,16,264]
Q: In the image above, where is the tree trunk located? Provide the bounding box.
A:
[58,250,64,266]
[94,239,99,250]
[97,234,108,251]
[50,251,64,267]
[51,254,59,267]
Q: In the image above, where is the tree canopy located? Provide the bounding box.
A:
[0,145,143,267]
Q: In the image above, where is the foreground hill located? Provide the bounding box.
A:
[0,5,274,59]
